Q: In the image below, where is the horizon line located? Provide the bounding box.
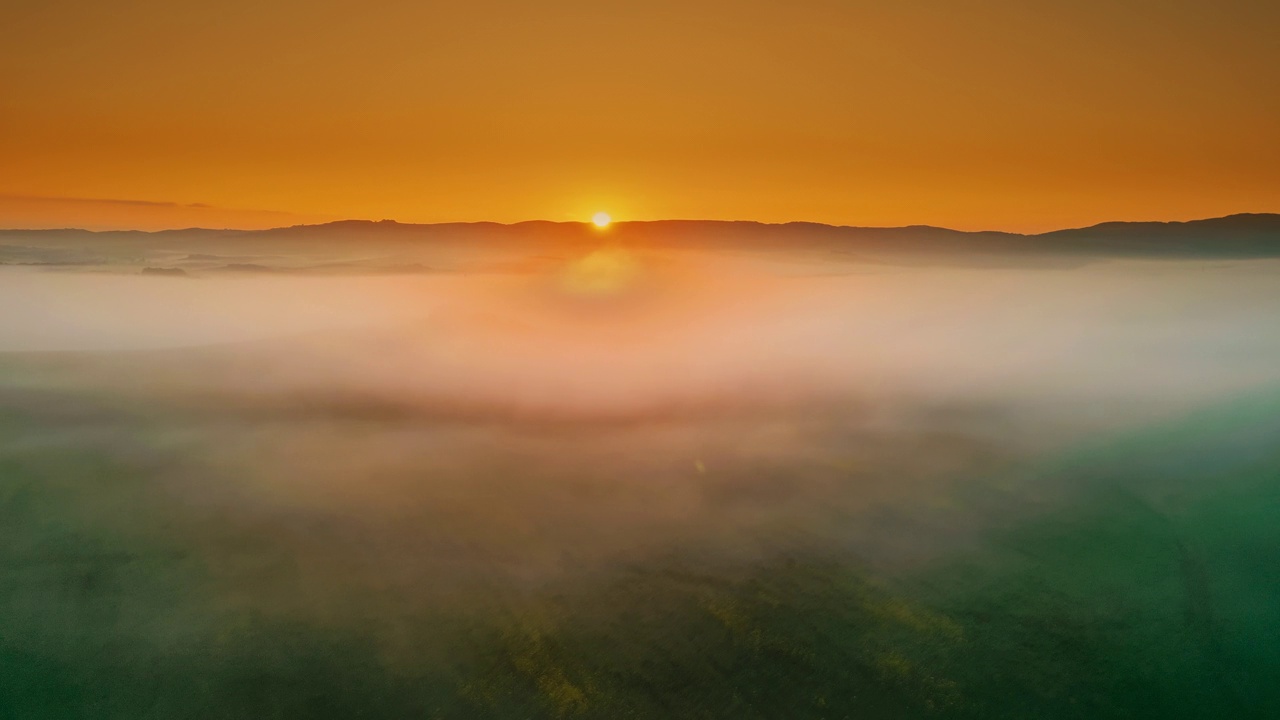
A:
[1,211,1278,238]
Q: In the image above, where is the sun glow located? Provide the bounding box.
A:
[561,247,638,296]
[592,212,612,228]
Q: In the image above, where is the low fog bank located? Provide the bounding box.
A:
[4,246,1280,717]
[4,250,1280,573]
[3,252,1280,417]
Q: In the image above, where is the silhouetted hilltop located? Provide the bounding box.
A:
[3,214,1278,271]
[1039,213,1280,256]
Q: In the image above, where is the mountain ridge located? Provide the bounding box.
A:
[4,214,1279,268]
[4,212,1277,238]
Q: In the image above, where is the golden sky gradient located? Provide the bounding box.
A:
[3,0,1278,231]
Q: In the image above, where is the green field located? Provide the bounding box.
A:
[2,363,1277,719]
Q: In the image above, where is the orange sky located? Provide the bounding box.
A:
[3,0,1277,232]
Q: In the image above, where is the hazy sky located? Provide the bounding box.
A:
[3,0,1277,231]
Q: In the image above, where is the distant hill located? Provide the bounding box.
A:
[1038,214,1280,257]
[3,214,1278,272]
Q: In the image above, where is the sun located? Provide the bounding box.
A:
[592,211,612,228]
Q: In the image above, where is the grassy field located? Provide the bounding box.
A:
[1,361,1277,719]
